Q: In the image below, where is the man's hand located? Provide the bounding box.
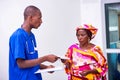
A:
[45,54,59,63]
[46,65,55,73]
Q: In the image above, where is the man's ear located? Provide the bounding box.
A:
[27,15,33,23]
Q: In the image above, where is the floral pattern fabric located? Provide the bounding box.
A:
[65,43,108,80]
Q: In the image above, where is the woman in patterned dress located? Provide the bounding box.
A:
[63,24,108,80]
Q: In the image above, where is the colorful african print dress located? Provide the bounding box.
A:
[65,43,108,80]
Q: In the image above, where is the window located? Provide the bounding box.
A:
[105,3,120,49]
[105,2,120,80]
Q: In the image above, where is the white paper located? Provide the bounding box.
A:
[57,55,69,59]
[35,66,64,73]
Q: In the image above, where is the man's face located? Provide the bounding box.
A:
[30,12,42,29]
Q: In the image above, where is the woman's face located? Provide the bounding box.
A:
[76,29,89,44]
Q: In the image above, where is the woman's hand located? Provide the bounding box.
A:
[80,69,99,76]
[60,58,71,69]
[80,70,90,76]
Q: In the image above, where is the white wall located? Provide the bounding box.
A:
[80,0,103,48]
[0,0,80,80]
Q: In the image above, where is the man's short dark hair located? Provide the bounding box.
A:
[24,5,41,20]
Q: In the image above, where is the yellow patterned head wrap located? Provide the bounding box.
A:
[76,24,98,39]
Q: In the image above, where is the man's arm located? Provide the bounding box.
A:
[17,54,58,68]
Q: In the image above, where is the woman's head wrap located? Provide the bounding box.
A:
[76,24,98,39]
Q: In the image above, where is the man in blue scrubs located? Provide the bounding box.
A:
[9,5,58,80]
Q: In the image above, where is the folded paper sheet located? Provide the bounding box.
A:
[35,66,64,73]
